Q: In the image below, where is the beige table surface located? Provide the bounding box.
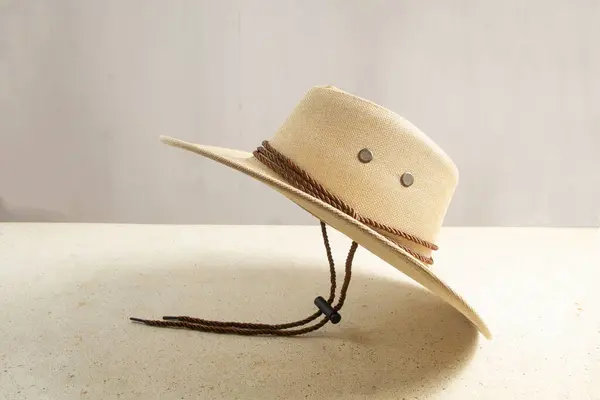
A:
[1,223,599,399]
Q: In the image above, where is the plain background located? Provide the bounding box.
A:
[1,1,599,227]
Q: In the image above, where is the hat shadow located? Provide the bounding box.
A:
[114,256,480,399]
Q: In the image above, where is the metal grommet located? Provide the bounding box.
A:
[400,172,414,187]
[357,148,373,163]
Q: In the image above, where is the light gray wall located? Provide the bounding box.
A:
[1,1,599,226]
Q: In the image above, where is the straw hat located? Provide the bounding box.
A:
[154,85,491,339]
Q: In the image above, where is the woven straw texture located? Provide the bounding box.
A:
[271,86,458,252]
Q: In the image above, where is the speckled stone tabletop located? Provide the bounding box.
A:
[1,223,599,399]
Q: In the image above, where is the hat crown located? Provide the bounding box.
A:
[269,86,458,253]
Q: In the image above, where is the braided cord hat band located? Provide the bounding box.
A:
[130,141,437,336]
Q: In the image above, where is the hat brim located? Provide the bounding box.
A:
[159,135,491,339]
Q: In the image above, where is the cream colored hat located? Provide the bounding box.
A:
[133,85,491,339]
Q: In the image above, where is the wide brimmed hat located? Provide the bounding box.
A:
[134,85,491,339]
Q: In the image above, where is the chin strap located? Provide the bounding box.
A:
[130,221,357,336]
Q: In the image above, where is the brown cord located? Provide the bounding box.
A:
[130,232,357,336]
[253,141,436,264]
[130,140,436,336]
[130,222,357,336]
